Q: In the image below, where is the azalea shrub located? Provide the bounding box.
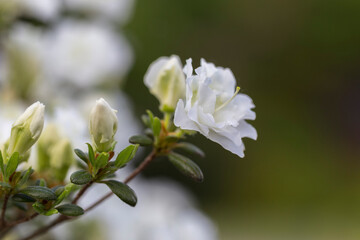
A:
[0,56,257,239]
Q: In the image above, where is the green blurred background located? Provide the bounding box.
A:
[123,0,360,239]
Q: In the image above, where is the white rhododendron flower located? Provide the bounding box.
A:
[46,21,133,88]
[174,59,257,157]
[89,98,118,152]
[144,55,186,111]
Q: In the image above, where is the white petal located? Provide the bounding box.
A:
[207,130,245,158]
[174,100,202,133]
[183,58,193,78]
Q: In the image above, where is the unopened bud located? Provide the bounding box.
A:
[89,98,118,152]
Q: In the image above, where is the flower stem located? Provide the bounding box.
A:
[19,150,158,240]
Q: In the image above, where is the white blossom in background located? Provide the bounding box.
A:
[174,58,257,158]
[0,23,46,90]
[63,0,135,24]
[45,21,133,89]
[14,0,61,21]
[55,177,218,240]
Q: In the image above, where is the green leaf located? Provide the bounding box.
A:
[74,149,89,164]
[152,117,162,137]
[94,152,109,172]
[0,150,4,175]
[146,110,154,123]
[141,114,151,128]
[129,135,153,146]
[168,152,204,182]
[174,143,205,158]
[114,145,139,168]
[32,202,46,215]
[12,193,36,202]
[36,179,47,187]
[19,186,57,201]
[5,152,19,180]
[53,186,65,197]
[86,143,95,166]
[17,167,33,187]
[70,170,92,185]
[54,183,77,205]
[56,204,84,216]
[103,180,137,207]
[43,209,58,216]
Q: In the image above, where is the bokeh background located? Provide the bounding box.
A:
[124,0,360,239]
[1,0,360,239]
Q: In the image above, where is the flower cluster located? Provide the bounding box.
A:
[0,55,256,240]
[145,56,257,158]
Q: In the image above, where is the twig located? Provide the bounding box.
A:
[20,150,157,240]
[5,212,38,229]
[0,194,9,228]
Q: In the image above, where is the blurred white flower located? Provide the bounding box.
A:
[144,55,186,111]
[0,24,46,96]
[60,177,218,240]
[63,0,135,24]
[174,58,257,158]
[46,21,133,89]
[15,0,61,21]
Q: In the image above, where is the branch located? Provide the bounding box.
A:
[0,194,10,228]
[19,150,157,240]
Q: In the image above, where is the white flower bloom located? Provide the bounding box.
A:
[174,59,257,158]
[63,0,135,24]
[144,55,186,111]
[46,21,133,89]
[7,101,45,157]
[0,24,47,96]
[15,0,61,21]
[89,98,118,152]
[57,176,218,240]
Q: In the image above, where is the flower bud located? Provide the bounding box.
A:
[7,101,45,157]
[144,55,186,112]
[89,98,118,152]
[49,139,74,182]
[37,124,61,171]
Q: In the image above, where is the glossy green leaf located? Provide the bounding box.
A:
[74,149,89,164]
[0,150,4,175]
[86,143,95,166]
[17,167,33,187]
[174,142,205,157]
[56,204,84,216]
[19,186,57,201]
[94,152,109,171]
[54,183,77,205]
[5,152,19,180]
[70,170,92,185]
[103,180,137,207]
[12,193,36,202]
[129,135,153,146]
[114,145,139,168]
[168,152,204,182]
[152,117,162,137]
